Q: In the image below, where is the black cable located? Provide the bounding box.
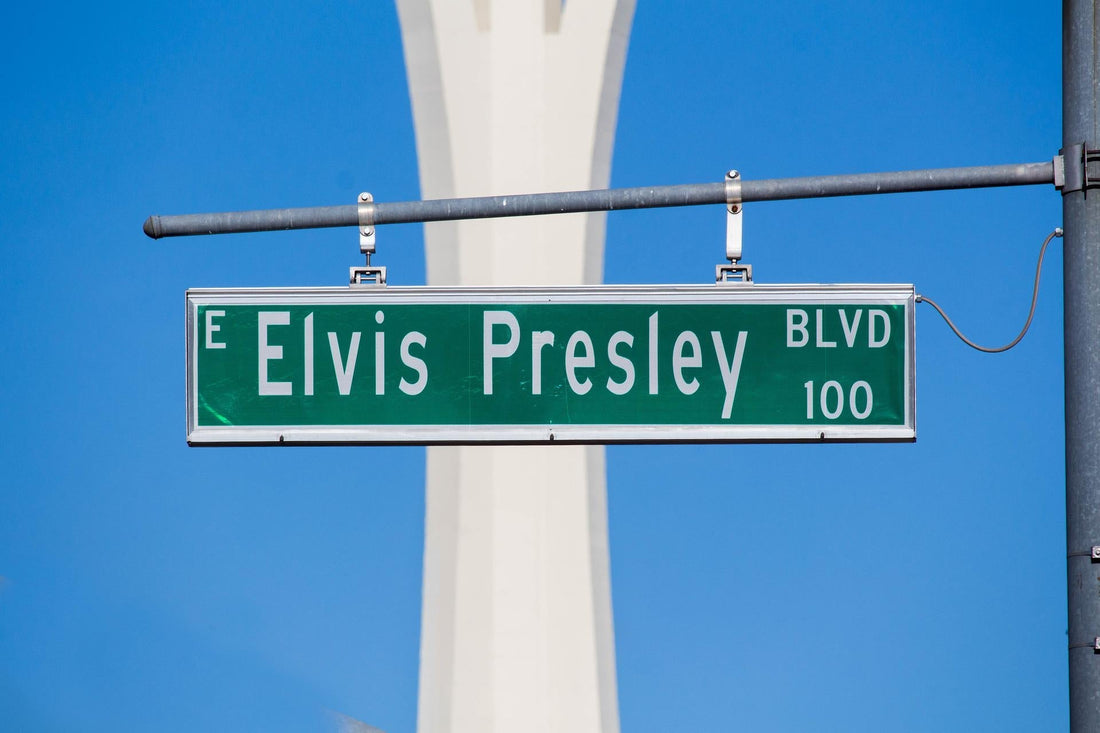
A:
[917,227,1063,353]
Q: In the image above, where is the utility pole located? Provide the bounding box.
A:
[1063,2,1100,730]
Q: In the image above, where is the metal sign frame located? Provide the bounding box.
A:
[186,283,915,445]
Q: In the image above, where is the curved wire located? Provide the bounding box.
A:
[917,228,1063,353]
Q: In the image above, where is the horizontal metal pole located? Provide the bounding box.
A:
[143,161,1055,239]
[741,161,1054,201]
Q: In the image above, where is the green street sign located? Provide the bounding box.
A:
[186,284,915,444]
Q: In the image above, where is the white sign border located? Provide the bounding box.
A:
[186,283,916,445]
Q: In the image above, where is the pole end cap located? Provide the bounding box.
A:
[143,216,161,239]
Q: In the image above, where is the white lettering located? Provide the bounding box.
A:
[375,311,385,395]
[206,310,226,349]
[850,380,873,419]
[869,309,891,347]
[821,380,844,419]
[531,331,555,395]
[483,311,519,395]
[839,309,862,348]
[399,331,428,396]
[303,313,314,396]
[566,331,595,395]
[672,331,702,395]
[258,311,292,396]
[711,331,748,419]
[606,331,635,396]
[787,309,809,347]
[815,309,837,348]
[328,331,361,396]
[648,311,659,394]
[375,331,385,395]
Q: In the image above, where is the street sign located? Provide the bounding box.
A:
[186,284,915,444]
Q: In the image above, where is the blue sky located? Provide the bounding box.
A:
[0,2,1064,731]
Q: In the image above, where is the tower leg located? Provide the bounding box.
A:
[396,2,635,732]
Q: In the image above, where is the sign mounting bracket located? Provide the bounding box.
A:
[717,170,752,284]
[350,191,387,286]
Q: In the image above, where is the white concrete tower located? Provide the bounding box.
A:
[394,2,635,733]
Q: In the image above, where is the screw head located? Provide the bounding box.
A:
[727,170,740,180]
[361,227,374,236]
[359,192,372,202]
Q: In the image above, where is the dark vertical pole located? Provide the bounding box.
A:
[1064,2,1100,730]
